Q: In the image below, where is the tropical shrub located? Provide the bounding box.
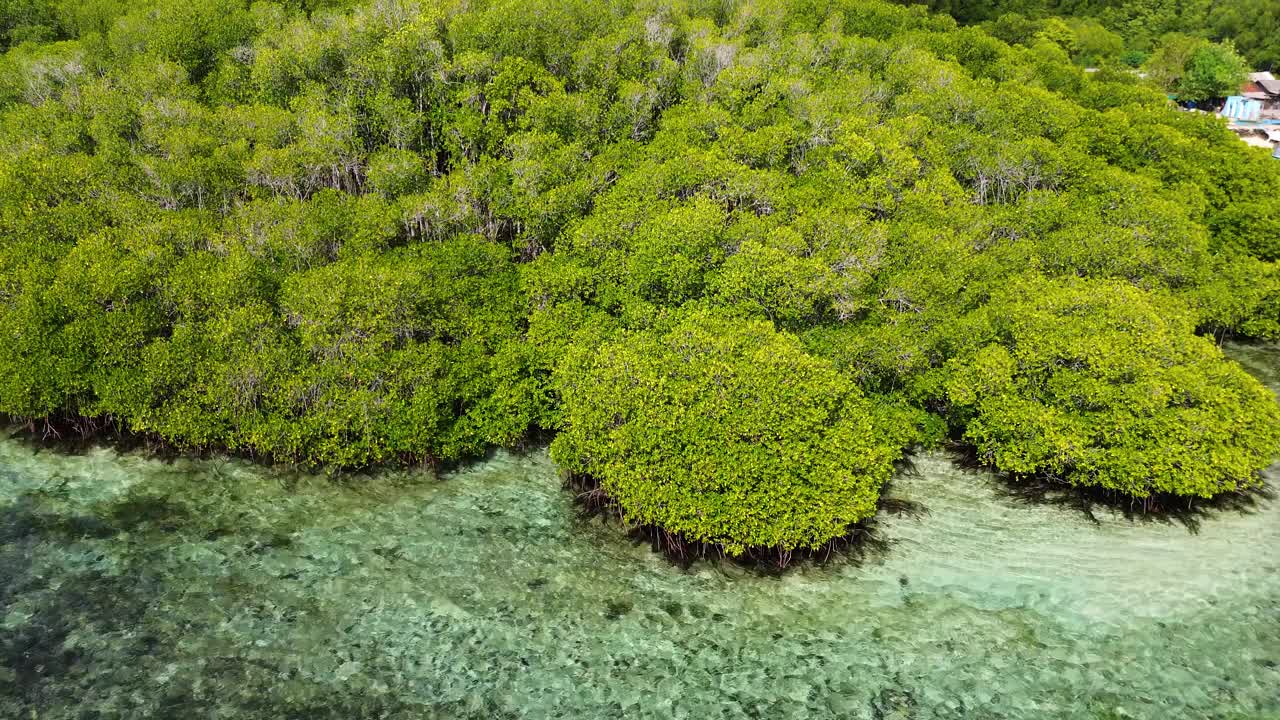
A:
[551,309,921,556]
[945,276,1280,498]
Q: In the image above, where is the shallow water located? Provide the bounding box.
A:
[1,346,1279,719]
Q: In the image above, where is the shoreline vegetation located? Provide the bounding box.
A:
[6,414,1275,573]
[5,403,1276,570]
[2,0,1280,566]
[563,466,928,572]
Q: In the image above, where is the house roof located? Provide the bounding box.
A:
[1250,71,1277,82]
[1242,78,1280,98]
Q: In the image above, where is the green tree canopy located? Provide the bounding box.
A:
[945,276,1280,498]
[551,309,922,557]
[898,0,1280,71]
[1176,40,1250,102]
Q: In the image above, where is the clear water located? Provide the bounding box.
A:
[1,346,1278,719]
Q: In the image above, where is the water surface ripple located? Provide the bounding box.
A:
[1,345,1278,719]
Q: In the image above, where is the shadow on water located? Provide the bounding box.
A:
[3,487,201,541]
[0,498,507,720]
[3,418,189,463]
[0,496,132,545]
[0,502,156,709]
[2,420,441,481]
[944,444,1276,534]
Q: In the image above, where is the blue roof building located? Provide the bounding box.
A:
[1222,96,1264,122]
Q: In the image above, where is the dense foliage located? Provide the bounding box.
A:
[945,276,1280,498]
[552,309,922,555]
[2,0,1279,556]
[900,0,1280,71]
[1142,35,1249,103]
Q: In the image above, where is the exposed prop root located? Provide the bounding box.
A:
[563,471,891,572]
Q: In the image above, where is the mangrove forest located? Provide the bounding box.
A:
[5,0,1280,717]
[2,0,1280,561]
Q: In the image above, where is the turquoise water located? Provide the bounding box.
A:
[1,345,1279,719]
